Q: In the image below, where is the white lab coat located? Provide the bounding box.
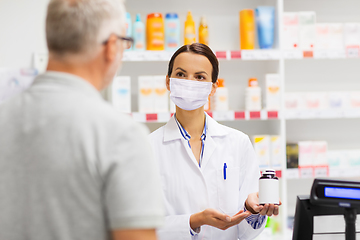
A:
[149,113,265,240]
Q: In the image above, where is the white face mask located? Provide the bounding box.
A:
[170,78,213,111]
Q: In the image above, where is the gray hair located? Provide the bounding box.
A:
[46,0,126,56]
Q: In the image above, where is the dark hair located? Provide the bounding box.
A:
[167,43,219,83]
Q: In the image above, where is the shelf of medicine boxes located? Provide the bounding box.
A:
[122,49,360,62]
[284,108,360,120]
[130,110,280,123]
[122,49,282,61]
[285,166,360,180]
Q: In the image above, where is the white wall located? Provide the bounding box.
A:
[0,0,49,69]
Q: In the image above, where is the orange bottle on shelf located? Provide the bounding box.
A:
[240,9,255,50]
[146,13,165,51]
[199,16,209,45]
[184,11,196,45]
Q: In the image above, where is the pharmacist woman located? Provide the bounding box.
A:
[149,43,280,240]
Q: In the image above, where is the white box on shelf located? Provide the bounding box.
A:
[304,92,328,110]
[298,141,314,167]
[153,75,168,112]
[327,150,343,168]
[344,23,360,48]
[328,23,344,50]
[0,68,37,105]
[312,141,328,166]
[212,88,229,111]
[138,76,154,113]
[283,12,300,50]
[315,23,329,50]
[253,135,271,169]
[349,91,360,108]
[284,92,303,110]
[111,76,131,113]
[327,92,347,109]
[270,136,282,169]
[265,74,281,111]
[245,86,262,111]
[298,12,316,51]
[347,150,360,167]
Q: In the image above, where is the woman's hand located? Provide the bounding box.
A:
[245,192,282,216]
[190,208,251,231]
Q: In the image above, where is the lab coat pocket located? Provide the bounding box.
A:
[217,167,240,215]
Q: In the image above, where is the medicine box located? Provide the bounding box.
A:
[253,135,271,169]
[111,76,131,113]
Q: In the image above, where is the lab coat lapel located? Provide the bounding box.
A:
[182,138,202,169]
[201,113,229,170]
[200,135,216,170]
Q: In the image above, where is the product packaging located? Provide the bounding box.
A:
[298,141,314,167]
[286,143,299,168]
[349,91,360,108]
[347,150,360,167]
[253,135,270,169]
[327,92,347,109]
[344,23,360,48]
[315,23,329,50]
[199,16,209,45]
[211,78,229,111]
[245,78,262,111]
[165,13,180,52]
[259,169,279,205]
[146,13,165,51]
[327,150,343,168]
[328,23,344,50]
[184,11,196,45]
[298,11,316,51]
[111,76,131,113]
[284,93,302,110]
[270,136,282,169]
[133,14,145,51]
[283,12,299,50]
[256,6,275,49]
[240,9,255,50]
[138,76,154,113]
[303,92,328,110]
[125,12,132,51]
[265,74,281,110]
[298,141,329,167]
[153,75,168,112]
[312,141,328,166]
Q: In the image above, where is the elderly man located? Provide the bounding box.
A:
[0,0,164,240]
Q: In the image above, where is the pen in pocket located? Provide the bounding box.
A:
[223,163,227,180]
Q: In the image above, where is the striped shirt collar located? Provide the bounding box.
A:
[174,113,207,143]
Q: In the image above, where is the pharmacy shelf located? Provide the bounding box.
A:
[131,110,280,123]
[285,166,360,179]
[121,49,360,62]
[285,109,360,119]
[283,49,360,59]
[122,50,282,62]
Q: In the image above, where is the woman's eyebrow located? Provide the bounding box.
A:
[175,67,187,72]
[195,71,208,75]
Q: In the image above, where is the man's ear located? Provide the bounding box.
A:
[209,80,218,97]
[103,34,119,63]
[166,75,170,91]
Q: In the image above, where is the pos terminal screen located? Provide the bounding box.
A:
[324,187,360,200]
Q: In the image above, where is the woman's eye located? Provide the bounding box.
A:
[176,72,185,77]
[196,75,205,80]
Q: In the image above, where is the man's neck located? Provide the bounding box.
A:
[46,55,104,90]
